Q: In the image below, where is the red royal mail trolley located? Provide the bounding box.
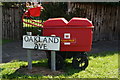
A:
[22,6,94,70]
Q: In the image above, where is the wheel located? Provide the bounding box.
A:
[48,54,64,70]
[72,53,88,70]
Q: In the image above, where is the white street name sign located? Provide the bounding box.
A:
[23,35,60,51]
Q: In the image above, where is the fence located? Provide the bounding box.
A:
[2,3,120,41]
[70,3,120,41]
[2,6,23,40]
[2,6,43,40]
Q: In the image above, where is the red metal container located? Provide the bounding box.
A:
[43,17,94,51]
[26,7,41,17]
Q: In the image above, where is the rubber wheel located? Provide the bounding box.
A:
[72,54,88,70]
[48,54,64,70]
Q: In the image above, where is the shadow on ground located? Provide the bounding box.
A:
[1,51,119,79]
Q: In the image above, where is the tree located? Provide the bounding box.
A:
[41,2,68,20]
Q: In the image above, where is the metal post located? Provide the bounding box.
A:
[27,32,32,70]
[51,51,56,71]
[51,35,56,71]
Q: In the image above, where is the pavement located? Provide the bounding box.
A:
[1,40,119,63]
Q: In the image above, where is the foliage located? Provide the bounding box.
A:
[0,51,119,79]
[2,2,120,20]
[41,2,68,20]
[41,2,85,21]
[41,2,120,21]
[2,2,26,14]
[2,2,25,7]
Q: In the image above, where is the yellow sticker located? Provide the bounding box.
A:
[61,39,75,42]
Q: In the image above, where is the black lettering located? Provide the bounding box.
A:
[39,43,44,49]
[54,38,59,43]
[43,38,48,43]
[24,36,29,42]
[34,43,38,50]
[35,43,47,50]
[43,44,47,49]
[48,37,53,43]
[29,36,34,42]
[39,36,41,42]
[34,36,38,42]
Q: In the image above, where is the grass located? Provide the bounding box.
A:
[0,51,119,79]
[0,39,13,45]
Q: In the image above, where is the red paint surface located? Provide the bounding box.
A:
[28,7,41,17]
[43,18,94,51]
